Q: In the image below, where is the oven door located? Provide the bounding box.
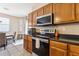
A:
[32,37,49,56]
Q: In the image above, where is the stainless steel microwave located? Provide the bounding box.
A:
[36,13,54,26]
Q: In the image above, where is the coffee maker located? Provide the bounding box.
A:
[28,28,36,37]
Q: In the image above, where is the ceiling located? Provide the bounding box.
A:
[0,3,48,17]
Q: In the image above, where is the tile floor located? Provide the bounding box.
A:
[0,39,32,56]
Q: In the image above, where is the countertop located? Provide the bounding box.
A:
[50,37,79,45]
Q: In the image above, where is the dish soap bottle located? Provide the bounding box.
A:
[55,29,59,41]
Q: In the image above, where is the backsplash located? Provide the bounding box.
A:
[55,23,79,35]
[35,26,55,33]
[35,23,79,35]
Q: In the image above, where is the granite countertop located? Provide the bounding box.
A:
[50,34,79,45]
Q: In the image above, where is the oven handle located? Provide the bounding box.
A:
[32,37,49,43]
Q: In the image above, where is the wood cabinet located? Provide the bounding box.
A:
[32,11,37,27]
[68,44,79,56]
[37,7,43,16]
[69,52,79,56]
[49,40,67,56]
[43,3,53,15]
[24,35,32,53]
[27,35,32,53]
[28,3,79,26]
[24,35,28,50]
[28,13,33,27]
[53,3,75,24]
[50,47,67,56]
[76,4,79,21]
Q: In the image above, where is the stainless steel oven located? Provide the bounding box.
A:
[32,37,49,56]
[36,13,54,26]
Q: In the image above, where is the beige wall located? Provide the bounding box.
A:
[55,23,79,35]
[0,13,26,35]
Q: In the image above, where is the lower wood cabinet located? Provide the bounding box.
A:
[49,40,67,56]
[24,35,32,53]
[27,36,32,53]
[50,46,67,56]
[68,44,79,56]
[49,40,79,56]
[24,35,28,50]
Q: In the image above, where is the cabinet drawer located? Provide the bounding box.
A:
[50,41,67,50]
[69,44,79,54]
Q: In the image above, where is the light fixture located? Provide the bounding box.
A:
[0,21,2,23]
[3,7,8,10]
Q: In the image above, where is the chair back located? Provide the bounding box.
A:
[13,32,16,39]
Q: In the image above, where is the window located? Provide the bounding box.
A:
[0,17,10,32]
[25,19,28,34]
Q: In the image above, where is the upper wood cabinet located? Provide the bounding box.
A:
[76,4,79,21]
[49,40,67,56]
[43,3,53,15]
[28,13,33,27]
[32,11,37,27]
[53,3,75,24]
[68,44,79,56]
[28,3,79,25]
[37,7,43,16]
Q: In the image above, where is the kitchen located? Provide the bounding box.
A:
[24,3,79,56]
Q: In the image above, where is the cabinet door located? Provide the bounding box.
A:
[49,40,67,56]
[44,3,53,15]
[23,35,28,50]
[27,36,32,53]
[28,40,32,53]
[37,7,43,16]
[28,13,33,27]
[50,47,67,56]
[53,3,75,24]
[76,4,79,21]
[24,39,28,50]
[32,11,37,27]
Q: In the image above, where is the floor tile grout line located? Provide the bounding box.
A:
[12,43,32,56]
[7,44,21,56]
[6,48,11,56]
[12,44,24,56]
[6,44,15,56]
